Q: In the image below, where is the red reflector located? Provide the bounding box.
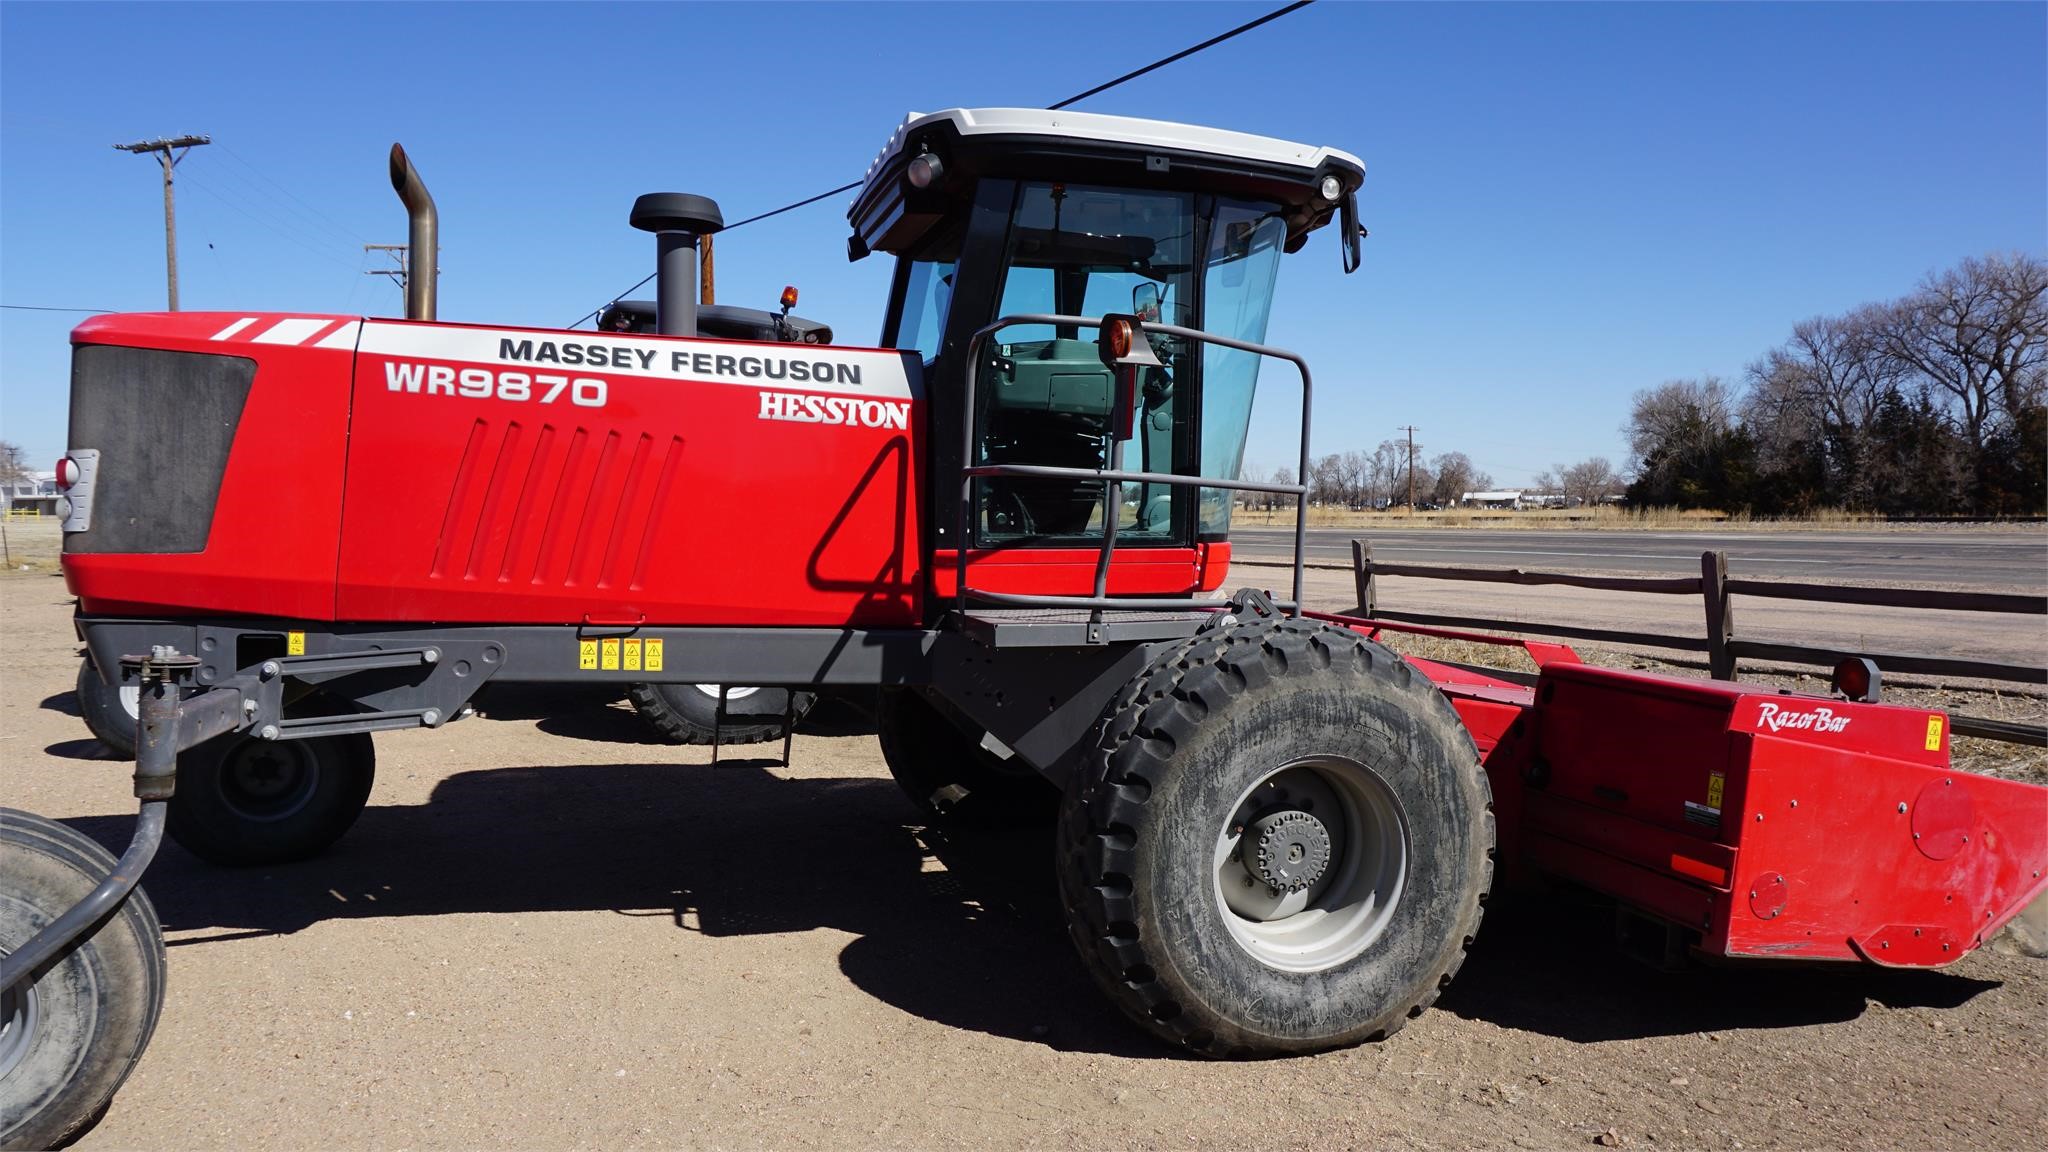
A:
[1669,853,1728,887]
[1106,318,1132,359]
[54,457,79,489]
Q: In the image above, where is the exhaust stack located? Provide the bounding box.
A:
[388,143,437,321]
[629,193,724,337]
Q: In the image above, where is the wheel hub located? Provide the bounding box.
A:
[1249,809,1331,893]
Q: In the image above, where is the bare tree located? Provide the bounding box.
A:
[1556,457,1621,507]
[1429,451,1482,505]
[0,441,28,486]
[1872,253,2048,480]
[1744,306,1906,508]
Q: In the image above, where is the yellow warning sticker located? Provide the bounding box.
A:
[578,639,598,671]
[601,638,620,671]
[645,638,664,672]
[1706,771,1726,809]
[1925,715,1944,751]
[287,631,305,656]
[624,638,643,672]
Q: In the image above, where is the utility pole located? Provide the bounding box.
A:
[364,243,410,308]
[1398,425,1419,514]
[114,135,211,310]
[700,233,715,306]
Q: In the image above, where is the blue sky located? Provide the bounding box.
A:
[3,1,2043,486]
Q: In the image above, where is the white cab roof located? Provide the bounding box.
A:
[859,108,1365,189]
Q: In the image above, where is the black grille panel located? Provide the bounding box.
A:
[66,345,254,554]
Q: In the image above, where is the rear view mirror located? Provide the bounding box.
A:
[1132,282,1162,323]
[1340,192,1362,274]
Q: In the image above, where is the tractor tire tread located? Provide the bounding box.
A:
[1056,615,1494,1058]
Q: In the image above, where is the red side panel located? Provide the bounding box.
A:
[335,321,924,626]
[64,313,358,620]
[1519,662,2048,966]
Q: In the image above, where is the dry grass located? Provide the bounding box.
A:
[0,517,59,573]
[1231,505,2030,532]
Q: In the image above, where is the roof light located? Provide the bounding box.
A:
[1319,174,1343,202]
[906,153,943,190]
[780,285,799,310]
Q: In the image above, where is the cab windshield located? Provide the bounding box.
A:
[974,181,1284,544]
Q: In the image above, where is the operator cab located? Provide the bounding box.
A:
[850,108,1362,563]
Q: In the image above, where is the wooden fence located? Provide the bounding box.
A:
[1339,539,2046,748]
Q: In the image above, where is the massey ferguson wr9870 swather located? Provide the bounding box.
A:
[5,109,2045,1148]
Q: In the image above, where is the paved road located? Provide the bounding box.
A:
[1232,526,2048,591]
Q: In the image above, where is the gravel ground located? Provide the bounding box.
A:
[5,566,2046,1150]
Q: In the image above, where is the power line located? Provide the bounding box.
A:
[1048,1,1314,110]
[566,0,1318,328]
[213,142,371,248]
[1,304,115,314]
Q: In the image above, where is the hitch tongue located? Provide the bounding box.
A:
[126,645,202,801]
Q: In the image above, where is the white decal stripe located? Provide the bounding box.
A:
[210,317,260,341]
[251,317,331,345]
[312,321,363,350]
[356,321,916,399]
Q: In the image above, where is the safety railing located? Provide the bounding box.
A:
[954,313,1312,620]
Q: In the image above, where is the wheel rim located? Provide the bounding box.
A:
[693,685,759,701]
[1212,756,1410,973]
[0,947,40,1084]
[216,740,321,823]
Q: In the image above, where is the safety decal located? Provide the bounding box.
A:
[1924,715,1944,751]
[623,638,643,672]
[1686,770,1727,829]
[601,638,620,671]
[645,638,664,672]
[287,631,306,656]
[578,640,598,671]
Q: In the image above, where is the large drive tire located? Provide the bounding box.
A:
[76,659,139,760]
[627,684,816,746]
[1,809,166,1151]
[1057,616,1494,1057]
[876,689,1057,825]
[167,732,375,866]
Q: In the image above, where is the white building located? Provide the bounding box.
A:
[3,471,58,517]
[1460,490,1524,510]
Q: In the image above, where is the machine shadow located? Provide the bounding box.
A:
[40,689,82,718]
[59,754,2003,1054]
[1436,895,2003,1042]
[60,756,1151,1057]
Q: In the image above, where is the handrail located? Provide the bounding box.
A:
[953,313,1313,624]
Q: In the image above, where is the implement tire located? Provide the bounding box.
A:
[0,809,166,1151]
[1056,616,1493,1057]
[167,732,375,866]
[628,684,815,746]
[75,659,138,760]
[876,689,1056,826]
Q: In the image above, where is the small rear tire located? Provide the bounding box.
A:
[876,689,1056,825]
[167,731,376,866]
[1,809,167,1151]
[1057,616,1493,1056]
[75,659,139,760]
[627,683,816,746]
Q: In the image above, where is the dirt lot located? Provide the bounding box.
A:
[5,560,2046,1150]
